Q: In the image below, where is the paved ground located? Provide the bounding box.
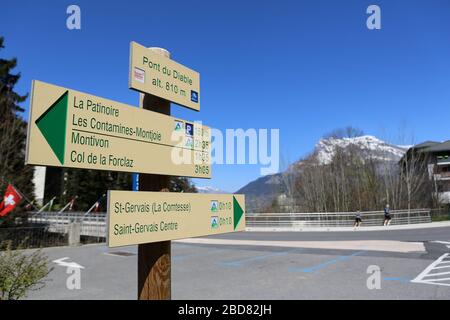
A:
[24,225,450,300]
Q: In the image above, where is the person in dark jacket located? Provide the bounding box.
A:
[354,210,362,227]
[383,204,392,226]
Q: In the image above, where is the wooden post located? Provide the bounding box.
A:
[137,47,171,300]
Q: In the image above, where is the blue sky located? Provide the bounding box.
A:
[2,0,450,192]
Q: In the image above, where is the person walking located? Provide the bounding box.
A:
[383,204,392,226]
[354,210,362,227]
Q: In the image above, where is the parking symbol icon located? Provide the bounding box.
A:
[185,123,194,136]
[191,90,199,103]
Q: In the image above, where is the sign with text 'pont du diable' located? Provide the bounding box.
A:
[25,80,211,178]
[107,191,245,247]
[129,41,200,111]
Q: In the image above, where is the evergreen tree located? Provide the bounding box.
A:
[169,177,197,193]
[62,169,132,211]
[62,171,197,211]
[61,171,196,211]
[0,37,34,214]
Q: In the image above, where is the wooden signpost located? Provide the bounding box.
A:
[24,44,246,301]
[107,191,246,247]
[25,80,211,178]
[129,42,200,111]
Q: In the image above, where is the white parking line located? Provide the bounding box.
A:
[426,277,450,282]
[432,241,450,245]
[411,253,450,287]
[423,270,450,277]
[433,265,450,270]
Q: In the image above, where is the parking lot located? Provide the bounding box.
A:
[25,225,450,300]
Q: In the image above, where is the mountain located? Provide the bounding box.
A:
[313,135,409,165]
[236,135,409,213]
[196,186,228,194]
[236,173,285,213]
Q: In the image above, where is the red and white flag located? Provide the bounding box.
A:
[68,197,76,211]
[0,184,23,217]
[93,201,100,212]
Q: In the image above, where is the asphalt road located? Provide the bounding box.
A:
[209,226,450,242]
[24,226,450,300]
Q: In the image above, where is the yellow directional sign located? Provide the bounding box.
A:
[25,80,211,178]
[107,191,245,247]
[129,42,201,111]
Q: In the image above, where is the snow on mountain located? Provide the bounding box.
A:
[314,135,409,164]
[196,186,228,194]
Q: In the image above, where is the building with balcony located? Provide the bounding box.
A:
[403,140,450,204]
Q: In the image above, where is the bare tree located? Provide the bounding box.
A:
[400,148,432,213]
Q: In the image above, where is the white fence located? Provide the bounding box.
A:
[246,209,432,228]
[28,209,432,236]
[29,211,107,238]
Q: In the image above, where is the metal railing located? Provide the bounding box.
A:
[246,209,432,228]
[430,208,450,222]
[24,209,434,237]
[29,211,107,223]
[0,226,68,249]
[28,211,107,241]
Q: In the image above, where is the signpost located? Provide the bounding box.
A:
[129,42,201,111]
[107,191,245,247]
[24,43,245,301]
[25,80,211,178]
[137,47,173,300]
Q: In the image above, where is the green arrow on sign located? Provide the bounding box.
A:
[35,91,68,164]
[233,196,244,230]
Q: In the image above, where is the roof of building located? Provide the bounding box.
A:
[400,140,450,162]
[423,140,450,153]
[413,141,440,150]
